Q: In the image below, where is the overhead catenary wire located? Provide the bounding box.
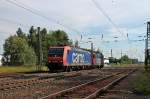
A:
[0,18,30,28]
[91,0,127,39]
[0,18,36,35]
[0,17,55,30]
[4,0,144,45]
[0,30,15,35]
[5,0,81,35]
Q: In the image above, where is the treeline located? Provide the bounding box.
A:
[2,26,72,66]
[109,55,138,64]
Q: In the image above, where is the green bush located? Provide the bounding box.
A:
[133,72,150,94]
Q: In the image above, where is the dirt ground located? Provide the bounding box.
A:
[98,68,150,99]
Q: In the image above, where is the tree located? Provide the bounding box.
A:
[68,39,73,46]
[41,28,47,38]
[28,26,38,61]
[16,27,26,39]
[74,40,79,47]
[28,26,37,48]
[109,57,118,64]
[3,36,36,66]
[3,26,72,66]
[40,30,72,65]
[120,55,132,64]
[51,30,70,45]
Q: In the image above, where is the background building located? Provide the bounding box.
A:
[0,55,2,66]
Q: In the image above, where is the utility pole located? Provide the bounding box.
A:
[91,42,94,65]
[111,49,113,57]
[121,49,122,58]
[145,22,150,70]
[88,38,94,65]
[37,27,43,71]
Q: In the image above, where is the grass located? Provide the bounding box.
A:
[0,65,49,73]
[133,71,150,94]
[111,63,144,67]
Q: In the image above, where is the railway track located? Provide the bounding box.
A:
[42,69,136,99]
[0,68,136,99]
[0,68,115,91]
[0,72,82,91]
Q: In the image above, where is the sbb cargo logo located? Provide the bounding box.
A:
[72,53,84,64]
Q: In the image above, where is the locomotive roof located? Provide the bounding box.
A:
[49,46,103,54]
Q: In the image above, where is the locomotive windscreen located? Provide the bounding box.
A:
[48,48,64,57]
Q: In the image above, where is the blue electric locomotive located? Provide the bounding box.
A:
[47,46,104,72]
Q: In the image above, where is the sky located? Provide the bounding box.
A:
[0,0,150,61]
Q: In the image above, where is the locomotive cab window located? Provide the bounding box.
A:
[49,48,64,57]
